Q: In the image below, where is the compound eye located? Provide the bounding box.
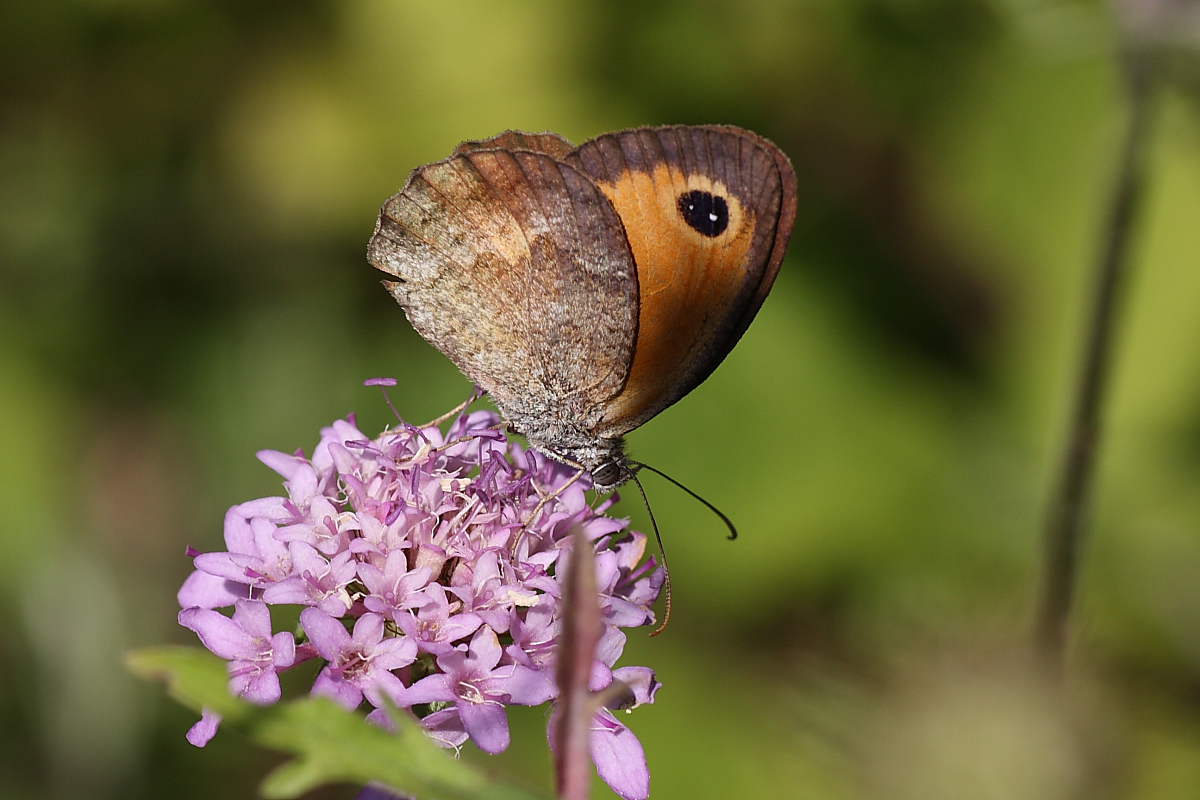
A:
[591,462,622,488]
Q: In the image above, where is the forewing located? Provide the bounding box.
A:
[367,148,639,426]
[565,125,797,437]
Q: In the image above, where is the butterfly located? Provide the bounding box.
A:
[367,125,797,491]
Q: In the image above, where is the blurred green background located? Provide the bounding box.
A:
[3,1,1200,798]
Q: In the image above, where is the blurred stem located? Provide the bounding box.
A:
[1034,48,1158,673]
[553,527,602,800]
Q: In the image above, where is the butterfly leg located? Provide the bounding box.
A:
[425,420,509,456]
[511,465,587,556]
[418,385,486,429]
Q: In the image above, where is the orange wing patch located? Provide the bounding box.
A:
[593,164,756,435]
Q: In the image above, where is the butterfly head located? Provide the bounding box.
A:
[558,438,631,493]
[519,423,631,493]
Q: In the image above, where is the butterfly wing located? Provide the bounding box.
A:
[367,146,639,431]
[453,130,575,159]
[565,125,797,438]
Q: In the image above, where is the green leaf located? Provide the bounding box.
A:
[127,646,551,800]
[127,645,248,718]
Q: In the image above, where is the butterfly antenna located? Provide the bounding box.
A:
[629,460,739,541]
[627,468,672,637]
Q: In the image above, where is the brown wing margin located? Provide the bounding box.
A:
[707,125,798,356]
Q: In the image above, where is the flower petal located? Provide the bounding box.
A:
[236,496,289,521]
[590,710,650,800]
[193,552,256,583]
[177,570,242,609]
[458,700,510,754]
[466,626,503,671]
[257,449,307,481]
[354,784,410,800]
[612,666,661,707]
[494,665,556,706]
[221,507,254,546]
[399,673,453,706]
[372,635,418,672]
[312,665,363,710]
[362,669,409,710]
[440,612,484,643]
[352,612,385,646]
[233,667,282,705]
[178,608,255,659]
[300,608,351,661]
[272,632,296,667]
[186,708,222,748]
[262,576,310,605]
[232,599,272,638]
[422,708,469,749]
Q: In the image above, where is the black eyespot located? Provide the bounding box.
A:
[676,190,729,237]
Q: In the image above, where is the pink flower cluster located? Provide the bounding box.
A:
[177,391,663,800]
